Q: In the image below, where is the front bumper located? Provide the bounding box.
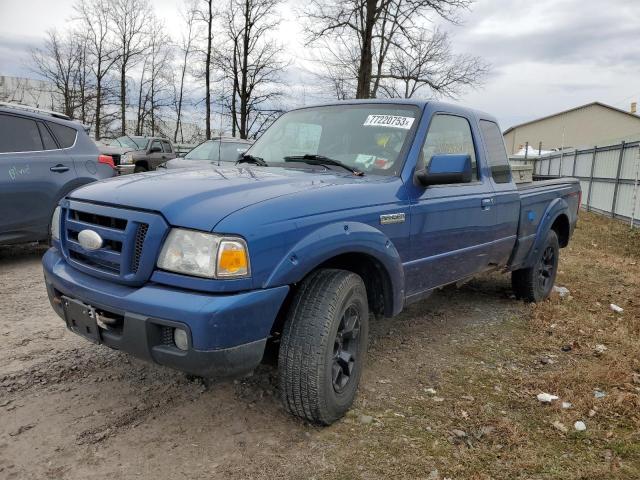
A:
[43,248,289,377]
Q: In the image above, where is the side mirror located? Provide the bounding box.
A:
[415,154,472,186]
[149,145,162,153]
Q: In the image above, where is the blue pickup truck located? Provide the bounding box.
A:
[43,100,580,425]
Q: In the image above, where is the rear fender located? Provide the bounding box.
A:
[264,221,405,316]
[523,198,568,268]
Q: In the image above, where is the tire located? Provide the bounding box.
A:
[134,165,148,173]
[512,229,560,302]
[279,269,369,425]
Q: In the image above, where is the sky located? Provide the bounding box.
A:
[0,0,639,129]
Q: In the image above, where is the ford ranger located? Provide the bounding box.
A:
[43,100,580,425]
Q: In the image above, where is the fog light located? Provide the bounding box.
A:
[173,328,189,351]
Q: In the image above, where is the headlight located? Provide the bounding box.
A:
[157,229,250,279]
[51,206,61,241]
[121,153,133,164]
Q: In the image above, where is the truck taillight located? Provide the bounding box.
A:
[98,154,115,169]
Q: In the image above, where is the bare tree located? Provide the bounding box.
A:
[379,28,488,98]
[31,30,82,117]
[193,0,216,139]
[173,1,198,142]
[305,0,474,99]
[110,0,151,135]
[216,0,287,139]
[74,0,120,139]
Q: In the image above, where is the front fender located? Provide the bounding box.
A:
[264,221,405,315]
[524,197,569,268]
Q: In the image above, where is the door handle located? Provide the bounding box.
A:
[50,164,70,173]
[481,198,494,210]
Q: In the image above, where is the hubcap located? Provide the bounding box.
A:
[332,304,361,393]
[537,245,555,291]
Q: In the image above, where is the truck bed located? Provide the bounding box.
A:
[517,176,580,191]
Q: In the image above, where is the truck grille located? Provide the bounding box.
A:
[132,223,149,273]
[61,200,168,286]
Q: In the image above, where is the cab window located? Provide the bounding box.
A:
[479,120,511,184]
[420,114,478,181]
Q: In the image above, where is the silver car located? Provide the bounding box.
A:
[160,137,253,169]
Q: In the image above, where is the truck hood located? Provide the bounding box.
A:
[68,166,358,231]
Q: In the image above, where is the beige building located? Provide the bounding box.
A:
[503,101,640,155]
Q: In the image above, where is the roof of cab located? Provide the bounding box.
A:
[290,98,500,126]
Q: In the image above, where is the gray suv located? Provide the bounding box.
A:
[0,103,116,245]
[100,136,176,174]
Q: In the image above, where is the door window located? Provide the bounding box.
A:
[480,120,511,184]
[161,140,172,153]
[46,121,77,148]
[38,122,58,150]
[420,114,478,180]
[150,140,162,152]
[0,114,43,153]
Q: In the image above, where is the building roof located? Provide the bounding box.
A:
[503,101,640,135]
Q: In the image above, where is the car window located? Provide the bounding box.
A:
[420,114,478,181]
[151,140,162,152]
[220,142,250,162]
[38,122,58,150]
[184,140,219,161]
[479,120,512,184]
[0,114,43,153]
[46,121,77,148]
[247,104,420,176]
[161,140,172,153]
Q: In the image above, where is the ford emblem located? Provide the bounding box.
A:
[78,229,103,251]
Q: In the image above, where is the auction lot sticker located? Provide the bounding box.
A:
[363,114,415,129]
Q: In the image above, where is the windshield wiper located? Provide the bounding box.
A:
[284,154,364,176]
[237,153,268,167]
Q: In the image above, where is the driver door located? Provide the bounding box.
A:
[405,113,496,297]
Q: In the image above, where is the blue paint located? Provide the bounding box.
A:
[43,99,581,373]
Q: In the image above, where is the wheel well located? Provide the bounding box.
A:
[265,252,394,360]
[314,252,394,318]
[551,214,570,247]
[135,160,149,169]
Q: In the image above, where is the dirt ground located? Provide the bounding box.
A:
[1,212,639,479]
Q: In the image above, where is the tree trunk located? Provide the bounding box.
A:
[231,38,238,138]
[174,42,189,142]
[239,0,250,139]
[356,0,377,99]
[95,80,102,140]
[205,0,213,140]
[120,64,126,135]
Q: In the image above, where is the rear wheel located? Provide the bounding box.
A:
[512,230,559,302]
[278,269,369,425]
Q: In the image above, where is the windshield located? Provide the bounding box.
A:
[185,140,251,163]
[116,136,147,149]
[245,104,420,176]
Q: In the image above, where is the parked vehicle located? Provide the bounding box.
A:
[0,102,115,245]
[102,136,176,174]
[159,137,253,170]
[43,100,580,425]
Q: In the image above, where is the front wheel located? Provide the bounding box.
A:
[134,165,148,173]
[512,229,560,302]
[278,269,369,425]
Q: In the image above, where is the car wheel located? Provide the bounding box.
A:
[134,165,148,173]
[512,229,560,302]
[278,269,369,425]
